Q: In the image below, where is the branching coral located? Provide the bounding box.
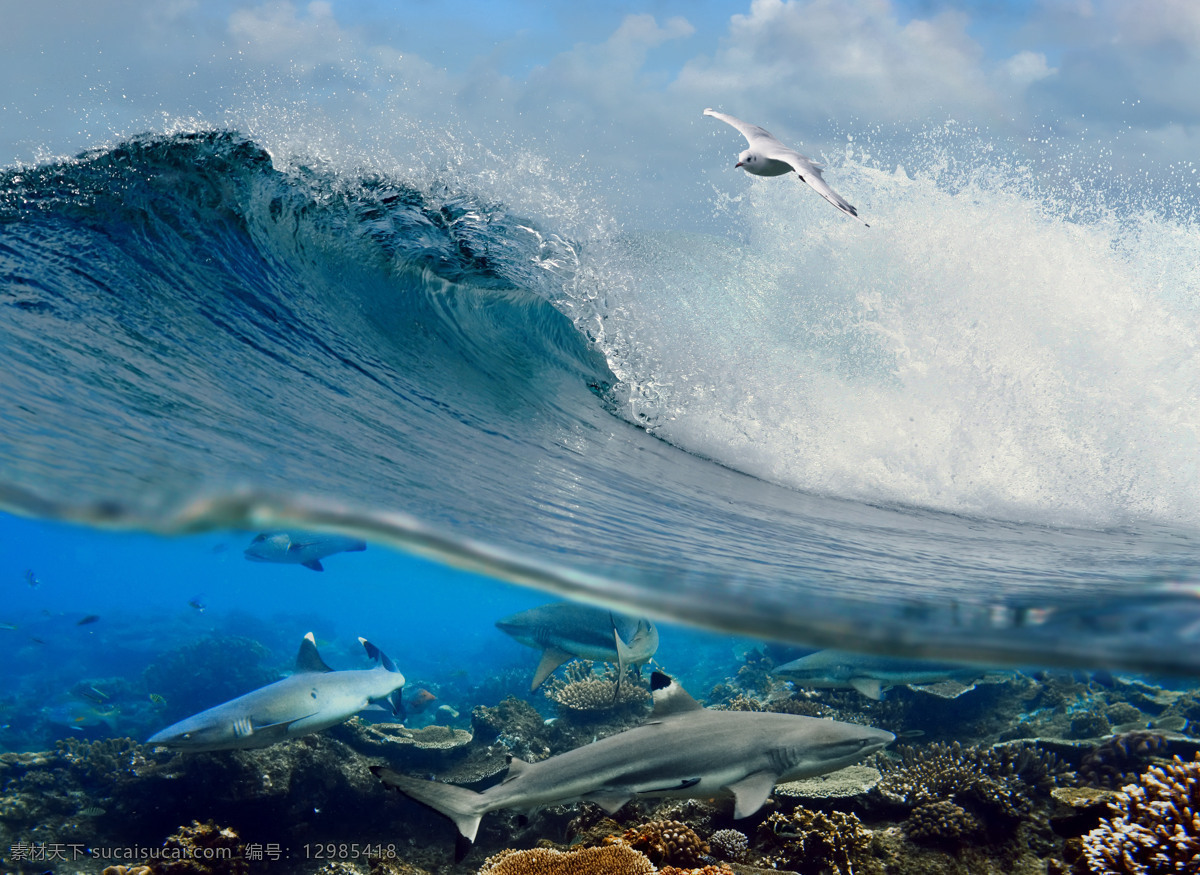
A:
[542,662,649,713]
[1078,731,1173,789]
[905,800,982,845]
[1081,752,1200,874]
[614,819,709,867]
[758,806,881,875]
[707,828,749,863]
[876,741,1069,821]
[477,844,653,875]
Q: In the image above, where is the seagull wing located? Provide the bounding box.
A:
[703,108,783,150]
[759,142,868,226]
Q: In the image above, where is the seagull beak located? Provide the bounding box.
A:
[734,161,744,168]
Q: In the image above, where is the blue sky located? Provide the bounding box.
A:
[2,0,1198,223]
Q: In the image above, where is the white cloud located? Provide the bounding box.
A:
[1001,50,1055,88]
[228,1,349,69]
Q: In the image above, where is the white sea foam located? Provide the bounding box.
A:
[581,138,1200,529]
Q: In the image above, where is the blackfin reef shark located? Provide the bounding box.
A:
[147,633,404,751]
[372,671,893,854]
[495,601,659,692]
[243,531,367,571]
[774,649,988,700]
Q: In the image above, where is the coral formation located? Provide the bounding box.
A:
[1078,731,1173,789]
[707,828,750,863]
[615,818,709,867]
[477,844,653,875]
[758,805,882,875]
[904,800,982,845]
[155,819,248,874]
[775,763,882,799]
[471,697,553,762]
[1081,752,1200,874]
[542,662,650,714]
[877,741,1069,821]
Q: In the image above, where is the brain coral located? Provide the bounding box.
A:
[1081,752,1200,874]
[478,844,653,875]
[616,819,709,867]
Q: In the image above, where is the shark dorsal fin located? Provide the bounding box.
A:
[295,633,334,673]
[649,672,704,718]
[531,647,572,690]
[502,755,532,784]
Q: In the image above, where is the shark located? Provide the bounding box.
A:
[243,531,367,571]
[372,671,892,853]
[147,633,404,751]
[773,649,987,700]
[495,601,659,692]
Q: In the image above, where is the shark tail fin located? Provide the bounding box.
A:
[371,767,486,844]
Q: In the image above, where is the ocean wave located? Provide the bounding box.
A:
[3,130,1200,673]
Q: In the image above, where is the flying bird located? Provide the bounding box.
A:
[704,108,867,225]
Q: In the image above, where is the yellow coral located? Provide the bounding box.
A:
[478,844,653,875]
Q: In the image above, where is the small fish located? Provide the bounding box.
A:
[0,622,17,631]
[29,637,45,645]
[149,693,167,706]
[24,569,39,588]
[407,689,438,714]
[77,806,106,817]
[77,686,109,704]
[76,615,100,626]
[187,598,206,613]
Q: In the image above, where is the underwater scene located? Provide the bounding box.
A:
[6,2,1200,874]
[2,514,1200,875]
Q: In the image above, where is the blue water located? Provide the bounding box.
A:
[2,126,1200,727]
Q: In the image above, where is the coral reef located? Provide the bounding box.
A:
[542,662,650,715]
[155,819,248,874]
[876,741,1069,822]
[471,697,553,762]
[758,805,882,875]
[707,828,749,863]
[614,818,709,867]
[1078,731,1172,789]
[775,763,882,799]
[477,844,654,875]
[905,800,982,845]
[1081,752,1200,874]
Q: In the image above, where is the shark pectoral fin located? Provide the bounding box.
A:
[850,678,885,700]
[726,770,779,818]
[531,647,572,690]
[246,712,319,740]
[582,789,634,814]
[301,559,325,572]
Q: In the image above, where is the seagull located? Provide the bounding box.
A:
[704,108,867,226]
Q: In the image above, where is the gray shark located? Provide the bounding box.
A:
[774,649,986,700]
[243,531,367,571]
[495,601,659,691]
[372,672,892,848]
[147,633,404,751]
